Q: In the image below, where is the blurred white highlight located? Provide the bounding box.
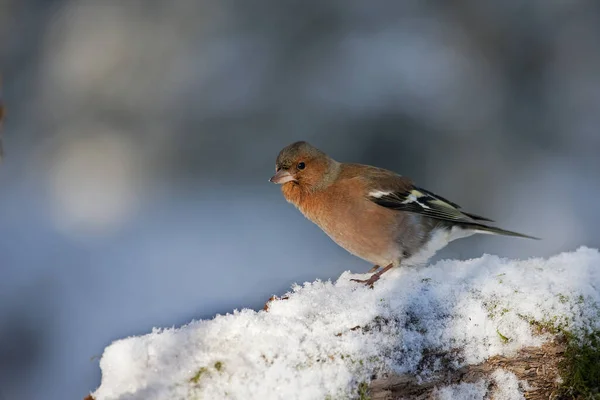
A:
[49,132,142,235]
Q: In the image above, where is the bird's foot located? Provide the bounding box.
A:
[351,263,395,288]
[350,275,381,288]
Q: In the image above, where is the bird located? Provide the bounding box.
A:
[269,141,538,287]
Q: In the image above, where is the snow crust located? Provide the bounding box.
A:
[91,247,600,400]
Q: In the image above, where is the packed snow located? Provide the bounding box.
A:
[91,247,600,400]
[433,369,524,400]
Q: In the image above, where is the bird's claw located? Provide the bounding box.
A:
[351,263,394,288]
[350,275,380,288]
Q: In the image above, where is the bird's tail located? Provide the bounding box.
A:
[469,223,540,240]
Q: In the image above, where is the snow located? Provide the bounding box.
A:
[433,369,525,400]
[434,381,488,400]
[489,369,525,400]
[91,247,600,400]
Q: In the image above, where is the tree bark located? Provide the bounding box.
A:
[369,340,566,400]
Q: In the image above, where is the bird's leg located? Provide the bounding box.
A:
[351,263,395,288]
[367,264,381,273]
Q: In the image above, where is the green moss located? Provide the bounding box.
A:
[190,361,224,384]
[558,330,600,398]
[496,329,510,344]
[357,381,370,400]
[492,294,600,397]
[496,273,506,284]
[483,299,499,319]
[518,303,600,398]
[517,313,570,336]
[189,367,208,384]
[557,293,569,304]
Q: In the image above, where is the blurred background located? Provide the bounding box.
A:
[1,0,599,398]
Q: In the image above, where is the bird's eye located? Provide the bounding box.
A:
[297,162,305,170]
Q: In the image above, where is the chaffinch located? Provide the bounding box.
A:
[270,141,538,287]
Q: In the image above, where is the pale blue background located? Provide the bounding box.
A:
[1,1,599,399]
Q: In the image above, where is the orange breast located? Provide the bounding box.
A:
[284,180,400,265]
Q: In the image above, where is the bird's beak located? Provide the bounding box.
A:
[269,170,296,184]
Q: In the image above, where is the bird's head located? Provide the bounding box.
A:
[270,141,335,190]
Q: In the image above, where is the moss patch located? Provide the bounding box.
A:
[189,367,208,384]
[489,291,600,398]
[214,361,223,372]
[558,330,600,398]
[496,329,510,344]
[357,381,370,400]
[518,308,600,397]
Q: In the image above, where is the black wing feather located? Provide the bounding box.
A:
[416,187,494,222]
[368,185,538,239]
[370,186,491,224]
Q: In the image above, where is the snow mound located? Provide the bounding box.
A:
[91,248,600,400]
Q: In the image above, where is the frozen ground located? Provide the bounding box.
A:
[90,247,600,400]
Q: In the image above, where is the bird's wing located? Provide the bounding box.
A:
[355,168,541,238]
[368,184,494,224]
[339,164,494,224]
